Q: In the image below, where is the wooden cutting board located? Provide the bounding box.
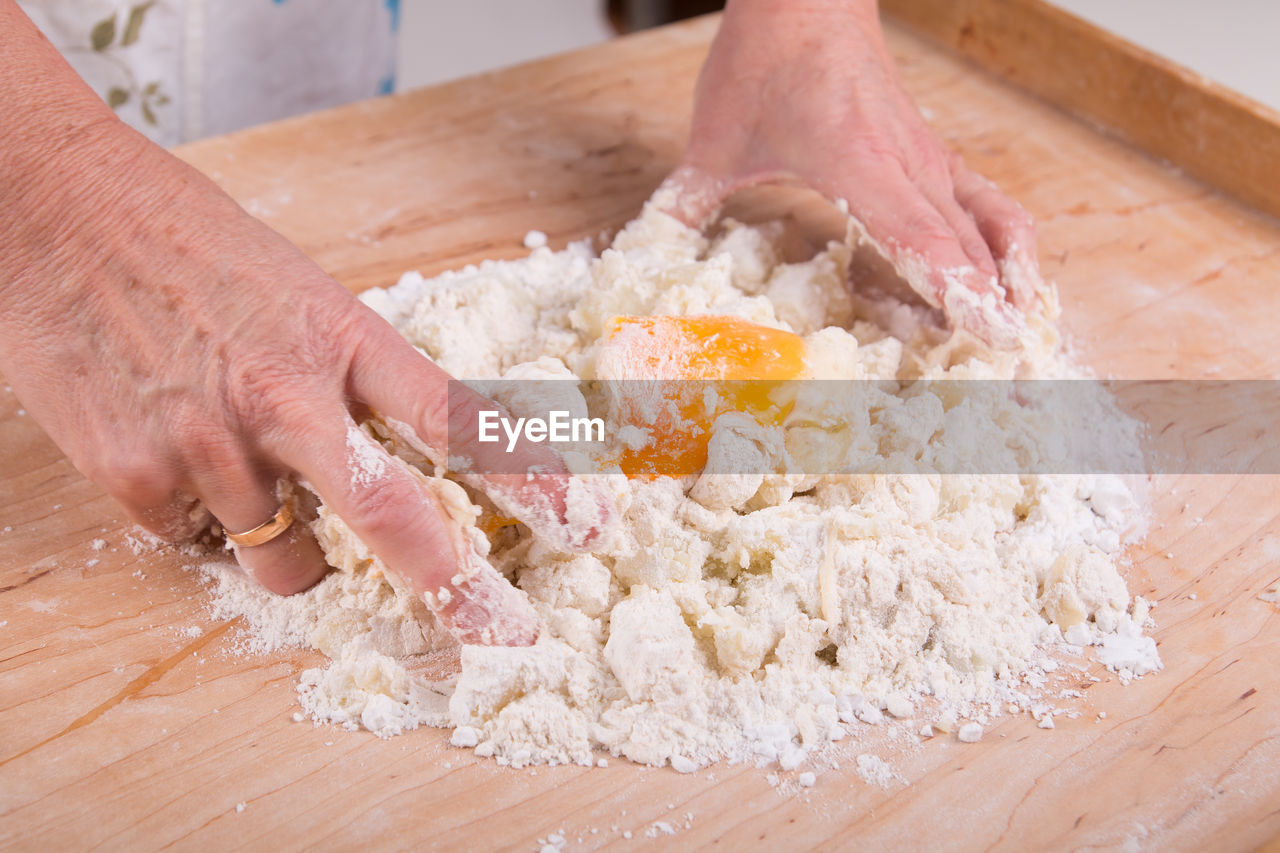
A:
[3,12,1279,852]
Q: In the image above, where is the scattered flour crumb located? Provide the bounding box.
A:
[670,755,698,774]
[451,726,480,748]
[854,754,899,788]
[958,722,984,743]
[125,529,164,555]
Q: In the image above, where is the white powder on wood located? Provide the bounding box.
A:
[202,200,1161,773]
[854,753,899,788]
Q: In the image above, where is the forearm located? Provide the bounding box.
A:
[0,2,134,195]
[0,3,195,339]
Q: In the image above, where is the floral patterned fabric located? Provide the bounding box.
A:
[18,0,399,146]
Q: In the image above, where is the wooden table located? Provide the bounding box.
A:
[3,12,1279,852]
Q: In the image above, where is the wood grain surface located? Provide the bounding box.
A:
[882,0,1280,223]
[3,14,1280,852]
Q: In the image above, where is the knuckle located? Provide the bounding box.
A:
[173,416,240,468]
[226,355,312,432]
[160,407,255,488]
[139,498,204,542]
[342,473,420,544]
[230,371,337,457]
[223,308,361,434]
[263,391,323,444]
[444,384,485,436]
[410,372,451,433]
[88,455,175,507]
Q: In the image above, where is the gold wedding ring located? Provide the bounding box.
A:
[226,495,295,548]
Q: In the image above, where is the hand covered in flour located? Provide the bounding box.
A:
[0,4,608,645]
[662,0,1039,346]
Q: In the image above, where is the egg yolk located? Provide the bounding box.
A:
[600,315,808,477]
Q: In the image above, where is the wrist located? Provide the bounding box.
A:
[0,1,195,316]
[0,120,200,332]
[716,0,891,77]
[725,0,880,29]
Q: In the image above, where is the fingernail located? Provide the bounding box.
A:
[426,561,539,646]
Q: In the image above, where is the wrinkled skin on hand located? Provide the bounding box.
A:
[0,24,618,643]
[661,0,1040,346]
[0,123,574,643]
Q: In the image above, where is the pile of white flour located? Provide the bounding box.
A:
[203,201,1161,769]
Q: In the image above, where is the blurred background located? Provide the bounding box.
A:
[396,0,1280,112]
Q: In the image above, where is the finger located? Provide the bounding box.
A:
[199,460,328,596]
[135,490,209,542]
[843,168,1024,348]
[949,156,1041,309]
[913,163,1000,281]
[90,453,208,542]
[651,163,733,228]
[347,315,615,550]
[271,409,539,646]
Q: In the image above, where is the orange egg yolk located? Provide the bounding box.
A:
[600,315,808,477]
